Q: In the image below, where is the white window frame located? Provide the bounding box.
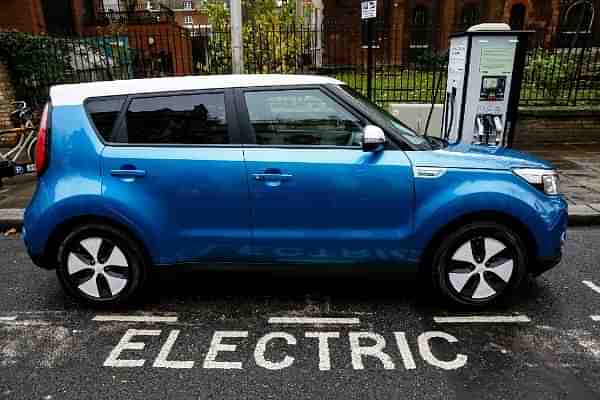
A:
[183,0,193,10]
[183,15,194,25]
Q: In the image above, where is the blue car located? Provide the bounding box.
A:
[23,75,567,307]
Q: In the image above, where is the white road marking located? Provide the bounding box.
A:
[153,330,194,369]
[418,331,468,370]
[349,332,395,370]
[0,316,17,321]
[0,320,50,326]
[93,315,178,323]
[583,280,600,295]
[254,332,296,370]
[589,316,600,322]
[268,317,360,325]
[305,332,340,371]
[203,331,248,369]
[394,332,417,370]
[433,315,531,324]
[103,329,161,367]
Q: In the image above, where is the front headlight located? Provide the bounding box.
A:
[513,168,560,195]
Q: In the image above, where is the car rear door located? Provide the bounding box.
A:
[95,89,251,264]
[235,86,415,265]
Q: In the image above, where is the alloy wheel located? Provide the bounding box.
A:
[66,237,130,299]
[446,237,514,301]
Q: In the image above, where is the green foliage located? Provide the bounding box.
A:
[524,49,597,98]
[201,0,306,73]
[0,31,71,99]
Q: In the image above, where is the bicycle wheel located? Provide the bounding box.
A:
[27,136,37,164]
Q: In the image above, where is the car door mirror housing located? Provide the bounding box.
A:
[361,125,386,152]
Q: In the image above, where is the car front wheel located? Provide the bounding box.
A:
[56,224,147,307]
[432,221,528,308]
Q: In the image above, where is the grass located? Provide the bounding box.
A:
[333,71,600,107]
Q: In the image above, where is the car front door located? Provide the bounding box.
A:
[236,86,415,265]
[99,90,251,264]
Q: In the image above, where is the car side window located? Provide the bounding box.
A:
[119,92,229,144]
[86,96,126,141]
[244,89,364,146]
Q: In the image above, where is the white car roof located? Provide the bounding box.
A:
[50,74,344,106]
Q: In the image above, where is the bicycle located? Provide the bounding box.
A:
[0,101,38,164]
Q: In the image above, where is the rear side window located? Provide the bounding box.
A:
[86,96,125,141]
[119,93,229,145]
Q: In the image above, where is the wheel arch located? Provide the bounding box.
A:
[42,215,153,270]
[418,210,537,274]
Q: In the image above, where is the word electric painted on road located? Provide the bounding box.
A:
[103,329,467,371]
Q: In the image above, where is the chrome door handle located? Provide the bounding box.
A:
[110,169,146,177]
[252,173,293,181]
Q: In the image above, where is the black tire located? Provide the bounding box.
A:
[56,223,147,307]
[431,221,528,308]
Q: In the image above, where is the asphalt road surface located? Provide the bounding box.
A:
[1,228,600,400]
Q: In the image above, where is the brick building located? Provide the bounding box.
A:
[0,0,209,35]
[323,0,600,64]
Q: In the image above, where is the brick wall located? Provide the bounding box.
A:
[0,62,16,130]
[0,0,46,34]
[514,108,600,148]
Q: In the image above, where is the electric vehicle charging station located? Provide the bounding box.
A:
[442,23,530,147]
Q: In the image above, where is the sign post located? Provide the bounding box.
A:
[361,1,376,101]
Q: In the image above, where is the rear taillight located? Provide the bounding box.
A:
[35,103,50,176]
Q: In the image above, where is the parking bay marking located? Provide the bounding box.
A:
[583,280,600,295]
[434,315,531,323]
[0,316,17,321]
[102,328,468,371]
[268,317,360,325]
[93,315,178,323]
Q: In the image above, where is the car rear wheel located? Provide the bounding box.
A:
[56,224,147,307]
[432,221,528,308]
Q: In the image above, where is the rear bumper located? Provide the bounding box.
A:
[22,225,53,270]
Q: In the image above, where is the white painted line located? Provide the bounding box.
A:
[93,315,178,323]
[268,317,360,325]
[583,280,600,295]
[590,316,600,322]
[434,315,531,324]
[0,316,17,321]
[0,320,51,326]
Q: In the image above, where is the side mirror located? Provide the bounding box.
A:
[361,125,386,152]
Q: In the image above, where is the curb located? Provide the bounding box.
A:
[2,208,600,232]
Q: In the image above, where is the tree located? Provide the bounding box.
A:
[201,0,309,73]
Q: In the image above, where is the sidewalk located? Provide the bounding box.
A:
[1,144,600,230]
[521,142,600,225]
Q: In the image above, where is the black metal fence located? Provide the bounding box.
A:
[2,24,600,110]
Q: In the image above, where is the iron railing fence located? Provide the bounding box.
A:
[3,24,599,110]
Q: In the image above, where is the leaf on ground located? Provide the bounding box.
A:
[3,228,18,236]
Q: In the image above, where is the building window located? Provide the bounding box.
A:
[184,15,194,25]
[460,4,480,30]
[412,6,430,26]
[183,0,193,9]
[562,0,594,33]
[409,5,432,49]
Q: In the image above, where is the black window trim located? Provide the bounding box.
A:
[83,94,128,144]
[235,84,399,150]
[85,88,241,148]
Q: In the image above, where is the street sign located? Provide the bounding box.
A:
[361,1,376,19]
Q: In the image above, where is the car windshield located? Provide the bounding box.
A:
[339,85,433,150]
